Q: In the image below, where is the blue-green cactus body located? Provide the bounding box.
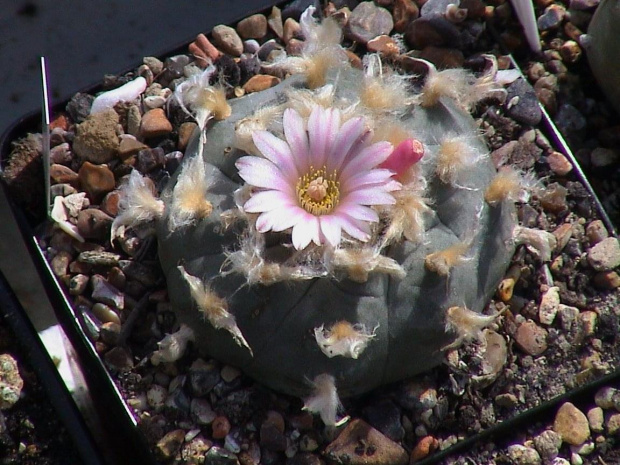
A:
[156,67,516,397]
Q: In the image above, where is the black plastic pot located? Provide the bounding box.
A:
[1,9,619,464]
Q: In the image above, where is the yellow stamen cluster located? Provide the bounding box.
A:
[296,166,340,215]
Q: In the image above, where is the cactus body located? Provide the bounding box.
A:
[585,0,620,114]
[156,67,516,398]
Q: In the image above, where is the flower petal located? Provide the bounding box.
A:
[339,141,393,181]
[308,106,340,168]
[283,108,310,173]
[256,205,306,232]
[318,215,342,247]
[243,189,295,213]
[335,203,379,222]
[326,116,366,172]
[236,156,294,195]
[292,214,320,250]
[344,187,396,206]
[252,130,298,182]
[336,213,371,242]
[341,169,395,193]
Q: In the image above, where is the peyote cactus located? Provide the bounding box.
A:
[583,0,620,115]
[113,8,524,422]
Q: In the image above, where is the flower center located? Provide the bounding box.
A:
[296,166,340,216]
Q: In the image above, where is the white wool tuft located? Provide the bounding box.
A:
[151,324,195,365]
[302,374,346,426]
[314,321,377,359]
[167,155,214,231]
[111,169,164,241]
[178,266,252,355]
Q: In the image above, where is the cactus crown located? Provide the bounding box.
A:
[112,6,521,423]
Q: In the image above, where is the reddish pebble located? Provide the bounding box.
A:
[78,161,116,202]
[189,33,221,68]
[410,435,438,462]
[243,75,281,93]
[211,416,231,439]
[50,114,70,131]
[140,108,173,139]
[50,164,79,185]
[515,320,548,356]
[101,190,121,217]
[393,0,419,32]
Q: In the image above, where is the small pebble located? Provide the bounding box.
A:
[587,237,620,271]
[404,16,460,49]
[537,4,566,30]
[605,412,620,435]
[101,190,121,217]
[367,35,400,56]
[0,354,24,410]
[92,302,121,325]
[189,33,221,68]
[143,56,164,75]
[506,444,542,465]
[156,429,185,461]
[50,164,79,185]
[78,161,116,202]
[118,137,148,160]
[100,321,121,345]
[103,346,134,371]
[495,393,519,408]
[410,436,438,462]
[268,7,284,39]
[72,109,121,164]
[91,274,125,309]
[77,209,113,241]
[212,24,243,56]
[515,320,548,356]
[547,151,573,175]
[592,271,620,290]
[586,407,604,433]
[324,419,408,465]
[553,402,590,446]
[590,147,620,168]
[533,430,562,462]
[220,365,241,383]
[560,40,582,63]
[242,74,281,93]
[585,220,608,245]
[538,286,560,325]
[69,274,89,295]
[51,250,72,278]
[237,14,268,39]
[552,223,573,253]
[191,398,217,425]
[393,0,419,32]
[136,147,166,173]
[178,122,197,152]
[140,108,173,139]
[346,1,394,44]
[481,330,507,377]
[594,386,618,409]
[283,17,301,44]
[211,416,231,439]
[505,79,543,126]
[78,250,121,266]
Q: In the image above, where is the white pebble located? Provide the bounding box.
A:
[90,76,147,114]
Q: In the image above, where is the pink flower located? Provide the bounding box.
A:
[235,106,400,250]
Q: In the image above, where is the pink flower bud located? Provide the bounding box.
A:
[380,138,424,178]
